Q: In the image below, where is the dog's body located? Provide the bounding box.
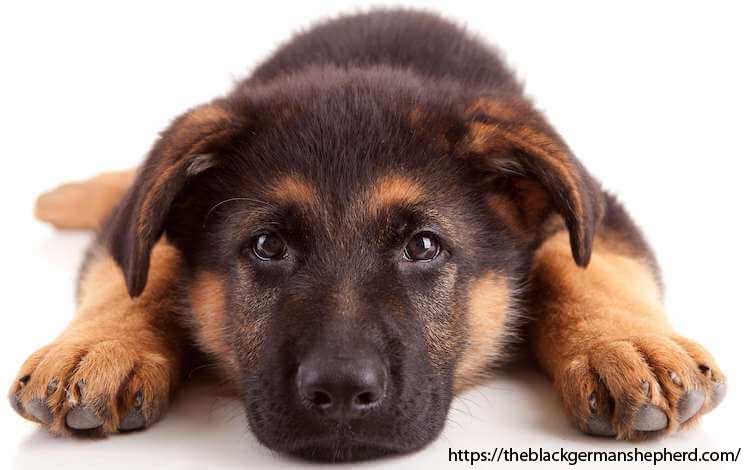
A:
[11,10,725,462]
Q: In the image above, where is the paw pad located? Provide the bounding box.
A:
[66,406,104,430]
[27,398,53,424]
[677,390,705,423]
[633,405,667,432]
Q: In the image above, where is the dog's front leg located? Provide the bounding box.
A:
[9,241,187,435]
[527,201,726,439]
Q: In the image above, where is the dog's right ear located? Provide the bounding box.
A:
[107,101,238,297]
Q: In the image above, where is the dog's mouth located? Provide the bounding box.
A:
[278,427,423,462]
[246,401,443,462]
[250,416,433,462]
[288,438,399,462]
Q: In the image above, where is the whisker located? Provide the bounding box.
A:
[202,197,259,227]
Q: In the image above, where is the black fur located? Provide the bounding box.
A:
[94,9,643,462]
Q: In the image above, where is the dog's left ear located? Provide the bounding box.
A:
[456,98,605,267]
[106,101,238,297]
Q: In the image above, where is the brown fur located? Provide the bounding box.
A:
[267,174,319,209]
[529,230,725,439]
[464,97,528,122]
[189,272,242,383]
[367,174,425,215]
[453,273,512,392]
[13,11,725,450]
[102,102,239,298]
[9,241,186,435]
[34,170,136,230]
[485,180,551,237]
[24,144,725,441]
[455,98,605,269]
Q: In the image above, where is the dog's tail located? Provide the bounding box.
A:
[35,169,136,230]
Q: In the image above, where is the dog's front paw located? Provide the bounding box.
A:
[557,334,726,439]
[9,335,175,435]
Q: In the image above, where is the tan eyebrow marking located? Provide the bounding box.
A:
[366,175,425,215]
[265,174,319,208]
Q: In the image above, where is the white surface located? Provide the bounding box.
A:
[1,1,748,469]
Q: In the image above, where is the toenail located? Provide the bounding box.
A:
[47,378,59,395]
[588,393,597,412]
[133,389,143,408]
[669,371,682,386]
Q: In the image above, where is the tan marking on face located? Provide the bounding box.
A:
[358,173,460,241]
[266,174,318,208]
[367,175,425,215]
[190,271,242,383]
[453,273,511,392]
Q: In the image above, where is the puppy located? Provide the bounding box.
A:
[10,10,726,462]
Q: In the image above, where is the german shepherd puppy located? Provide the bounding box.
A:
[10,9,726,462]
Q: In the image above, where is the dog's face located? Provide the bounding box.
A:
[106,69,601,460]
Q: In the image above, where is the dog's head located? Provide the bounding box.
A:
[107,68,602,461]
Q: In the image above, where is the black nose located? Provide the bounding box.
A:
[296,351,387,421]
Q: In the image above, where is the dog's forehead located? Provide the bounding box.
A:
[238,74,461,171]
[220,82,474,236]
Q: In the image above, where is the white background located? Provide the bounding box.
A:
[1,1,748,469]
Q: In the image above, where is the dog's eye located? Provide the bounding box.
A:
[251,233,287,261]
[403,232,441,261]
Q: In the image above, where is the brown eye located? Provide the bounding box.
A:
[404,232,441,261]
[252,233,286,260]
